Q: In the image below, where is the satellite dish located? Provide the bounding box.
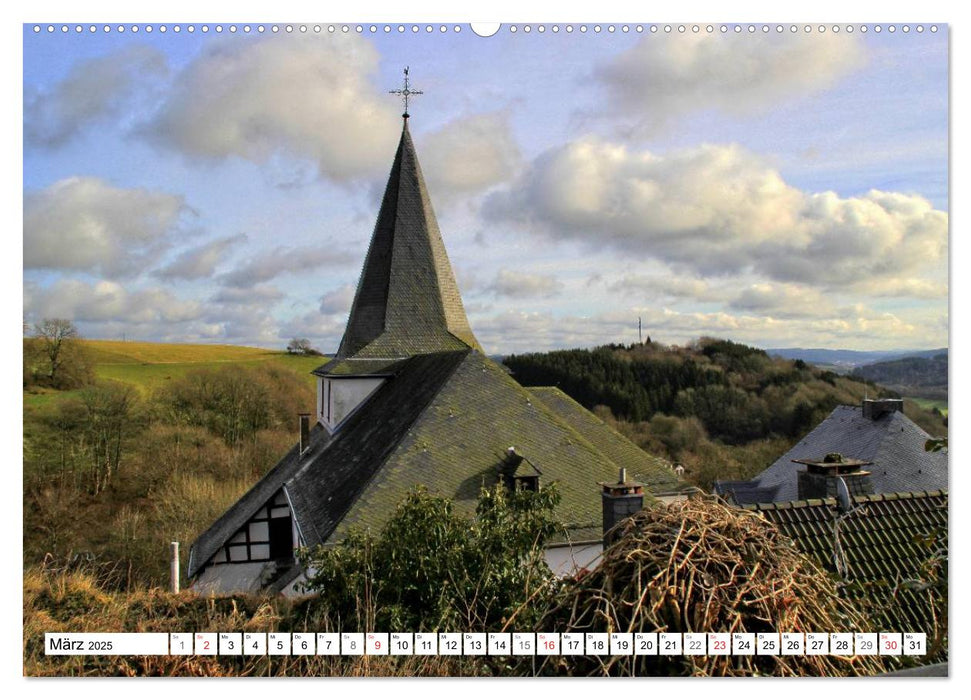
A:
[836,476,852,512]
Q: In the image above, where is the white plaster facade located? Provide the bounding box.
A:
[544,542,603,578]
[318,376,386,432]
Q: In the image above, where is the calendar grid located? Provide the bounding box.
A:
[44,631,928,657]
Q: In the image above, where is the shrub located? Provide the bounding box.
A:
[299,484,562,632]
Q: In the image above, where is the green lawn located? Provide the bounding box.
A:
[94,354,325,394]
[907,396,948,416]
[26,340,328,405]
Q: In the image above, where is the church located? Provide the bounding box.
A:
[188,105,684,595]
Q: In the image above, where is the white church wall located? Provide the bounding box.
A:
[545,542,603,578]
[322,377,385,431]
[193,562,267,595]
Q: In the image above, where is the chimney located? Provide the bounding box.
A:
[862,398,903,420]
[794,453,874,501]
[299,413,311,455]
[600,467,644,545]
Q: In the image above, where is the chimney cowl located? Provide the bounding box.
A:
[600,471,645,545]
[862,398,904,420]
[795,455,874,500]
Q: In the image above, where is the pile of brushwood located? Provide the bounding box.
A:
[536,497,890,677]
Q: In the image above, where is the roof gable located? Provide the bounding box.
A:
[337,121,481,359]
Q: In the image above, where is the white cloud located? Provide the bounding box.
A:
[419,112,521,196]
[487,269,563,299]
[596,33,866,135]
[25,45,167,148]
[607,274,720,302]
[24,177,190,277]
[486,139,948,294]
[156,234,247,280]
[729,283,836,319]
[147,36,400,180]
[211,284,285,305]
[25,279,202,325]
[470,304,937,356]
[220,245,354,288]
[278,310,349,352]
[319,284,355,315]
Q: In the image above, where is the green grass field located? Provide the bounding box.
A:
[24,340,327,408]
[907,396,948,416]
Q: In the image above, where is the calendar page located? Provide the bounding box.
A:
[21,0,950,681]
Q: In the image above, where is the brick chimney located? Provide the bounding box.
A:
[795,453,874,500]
[601,468,644,545]
[299,413,311,455]
[862,398,903,420]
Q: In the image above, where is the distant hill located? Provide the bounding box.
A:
[765,347,947,372]
[850,354,948,402]
[503,338,948,489]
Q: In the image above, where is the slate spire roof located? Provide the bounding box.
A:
[336,118,481,360]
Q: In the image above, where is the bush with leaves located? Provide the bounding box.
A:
[154,365,314,446]
[298,483,562,632]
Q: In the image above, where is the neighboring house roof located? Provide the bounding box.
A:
[337,121,481,360]
[713,480,781,504]
[748,490,947,634]
[715,404,947,504]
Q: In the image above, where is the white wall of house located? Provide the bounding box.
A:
[193,562,268,595]
[320,377,385,432]
[545,542,603,578]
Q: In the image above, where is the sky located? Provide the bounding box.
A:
[22,22,950,355]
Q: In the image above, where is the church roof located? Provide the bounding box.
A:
[335,121,481,361]
[525,386,675,489]
[188,352,685,577]
[714,404,947,505]
[189,114,683,583]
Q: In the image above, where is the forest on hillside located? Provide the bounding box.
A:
[851,353,948,401]
[505,338,948,489]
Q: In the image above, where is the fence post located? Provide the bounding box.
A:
[170,542,180,594]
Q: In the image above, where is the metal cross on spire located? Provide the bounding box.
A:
[389,66,423,119]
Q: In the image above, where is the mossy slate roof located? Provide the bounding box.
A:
[336,121,481,360]
[188,351,681,576]
[748,490,948,633]
[526,387,678,491]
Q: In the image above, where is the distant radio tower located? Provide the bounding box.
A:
[638,317,642,344]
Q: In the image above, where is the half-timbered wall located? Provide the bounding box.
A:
[208,491,298,566]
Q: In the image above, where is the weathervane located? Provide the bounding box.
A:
[389,66,423,119]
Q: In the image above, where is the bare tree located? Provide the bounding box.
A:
[32,318,92,388]
[287,338,321,356]
[34,319,78,383]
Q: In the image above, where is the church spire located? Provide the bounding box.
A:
[336,116,482,360]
